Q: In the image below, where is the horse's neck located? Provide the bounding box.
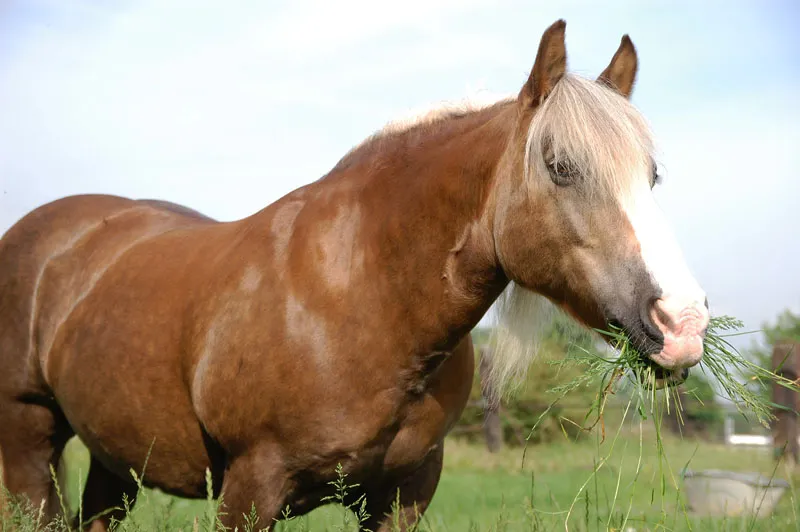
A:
[328,103,515,349]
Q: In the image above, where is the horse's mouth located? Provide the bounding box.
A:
[640,357,689,390]
[605,318,696,390]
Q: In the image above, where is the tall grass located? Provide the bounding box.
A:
[2,316,798,531]
[3,435,799,531]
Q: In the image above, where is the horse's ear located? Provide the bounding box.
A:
[519,19,567,108]
[598,35,638,98]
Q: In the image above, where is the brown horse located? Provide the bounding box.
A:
[0,20,709,531]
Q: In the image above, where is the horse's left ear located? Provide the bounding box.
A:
[598,35,638,98]
[519,19,567,107]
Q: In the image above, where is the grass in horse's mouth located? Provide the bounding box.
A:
[619,316,798,425]
[534,315,798,443]
[602,319,686,388]
[639,356,687,385]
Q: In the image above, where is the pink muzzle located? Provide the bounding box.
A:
[647,298,709,370]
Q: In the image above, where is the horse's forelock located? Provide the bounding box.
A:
[524,74,655,200]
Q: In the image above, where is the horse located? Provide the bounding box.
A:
[0,20,709,531]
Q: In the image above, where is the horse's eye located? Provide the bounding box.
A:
[651,162,662,188]
[548,159,578,186]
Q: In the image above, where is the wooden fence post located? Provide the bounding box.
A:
[479,346,503,453]
[772,340,800,466]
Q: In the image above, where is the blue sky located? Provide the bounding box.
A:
[1,0,798,348]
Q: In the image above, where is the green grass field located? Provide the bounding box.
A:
[19,422,793,532]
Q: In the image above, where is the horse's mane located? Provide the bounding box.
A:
[330,92,514,173]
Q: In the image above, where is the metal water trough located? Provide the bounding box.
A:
[682,469,790,517]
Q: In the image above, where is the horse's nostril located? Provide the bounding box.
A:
[639,297,663,343]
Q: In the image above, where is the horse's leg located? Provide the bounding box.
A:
[360,444,444,532]
[0,397,73,525]
[74,456,138,532]
[217,445,289,530]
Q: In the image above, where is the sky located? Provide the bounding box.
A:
[0,0,798,351]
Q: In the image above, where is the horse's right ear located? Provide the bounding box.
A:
[519,19,567,108]
[598,35,638,98]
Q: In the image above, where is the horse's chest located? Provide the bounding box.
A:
[382,396,452,472]
[326,341,474,475]
[284,396,449,511]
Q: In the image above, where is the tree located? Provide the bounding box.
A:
[746,309,800,399]
[749,310,800,363]
[745,309,800,465]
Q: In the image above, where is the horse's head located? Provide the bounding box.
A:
[491,20,708,388]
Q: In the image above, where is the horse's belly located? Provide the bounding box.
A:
[78,423,211,499]
[55,358,213,498]
[48,304,215,497]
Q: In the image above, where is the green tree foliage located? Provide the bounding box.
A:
[764,309,800,344]
[748,309,800,365]
[745,309,800,401]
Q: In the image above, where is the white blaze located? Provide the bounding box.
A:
[621,181,709,370]
[621,183,706,307]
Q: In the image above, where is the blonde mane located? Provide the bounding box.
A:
[488,74,657,398]
[377,90,512,137]
[332,90,513,171]
[526,74,655,198]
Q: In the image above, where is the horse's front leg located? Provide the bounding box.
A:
[360,443,444,532]
[217,443,289,531]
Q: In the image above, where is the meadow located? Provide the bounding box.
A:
[5,315,799,531]
[5,421,798,532]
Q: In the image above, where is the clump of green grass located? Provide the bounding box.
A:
[538,315,799,440]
